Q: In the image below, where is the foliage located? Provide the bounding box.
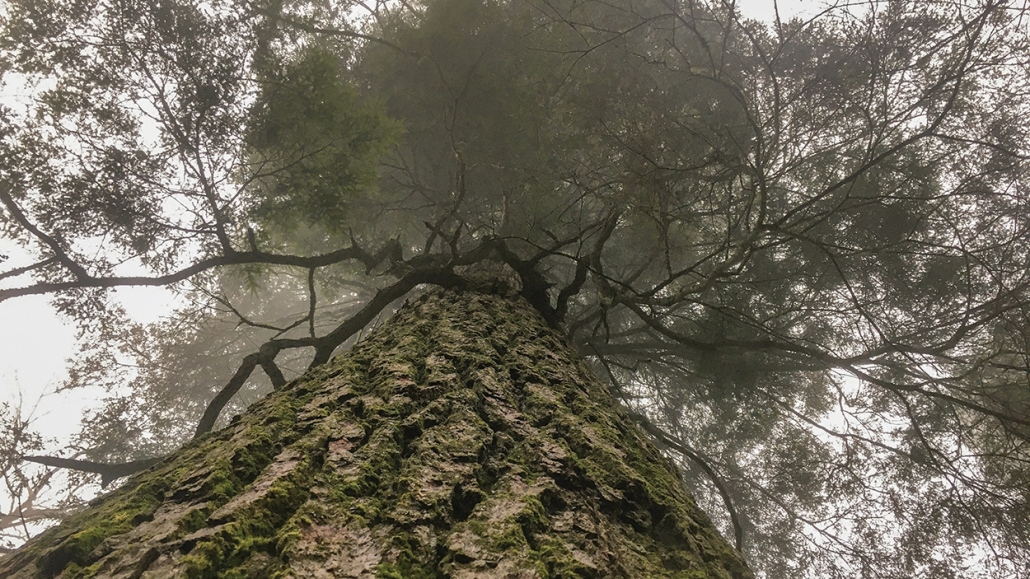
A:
[246,45,398,235]
[0,0,1028,577]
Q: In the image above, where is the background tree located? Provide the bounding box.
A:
[0,0,1028,577]
[0,403,93,554]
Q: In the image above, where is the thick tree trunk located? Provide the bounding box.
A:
[0,289,752,579]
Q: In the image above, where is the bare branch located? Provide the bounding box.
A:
[21,456,165,488]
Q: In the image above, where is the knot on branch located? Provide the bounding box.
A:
[454,260,523,297]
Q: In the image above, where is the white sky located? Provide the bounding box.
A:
[735,0,820,22]
[0,243,177,441]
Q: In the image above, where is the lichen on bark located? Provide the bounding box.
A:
[0,289,752,579]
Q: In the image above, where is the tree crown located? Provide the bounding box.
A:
[0,0,1028,576]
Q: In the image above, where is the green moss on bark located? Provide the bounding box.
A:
[1,289,752,579]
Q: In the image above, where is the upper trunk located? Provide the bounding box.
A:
[1,289,752,579]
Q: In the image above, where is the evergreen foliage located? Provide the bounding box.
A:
[0,0,1028,576]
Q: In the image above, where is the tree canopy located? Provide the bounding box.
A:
[0,0,1029,577]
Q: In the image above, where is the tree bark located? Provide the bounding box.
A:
[0,289,752,579]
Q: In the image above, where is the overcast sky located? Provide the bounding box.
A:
[737,0,820,23]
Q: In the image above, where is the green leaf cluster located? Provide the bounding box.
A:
[245,45,398,235]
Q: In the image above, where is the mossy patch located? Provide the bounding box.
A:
[0,290,750,579]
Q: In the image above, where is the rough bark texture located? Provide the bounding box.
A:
[0,289,752,579]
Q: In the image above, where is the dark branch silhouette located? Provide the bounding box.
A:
[21,456,165,488]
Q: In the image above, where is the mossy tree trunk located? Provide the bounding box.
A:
[0,289,752,579]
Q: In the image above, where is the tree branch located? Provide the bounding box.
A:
[0,257,57,282]
[21,455,165,488]
[0,188,90,281]
[0,241,401,302]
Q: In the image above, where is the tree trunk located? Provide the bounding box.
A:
[0,289,752,579]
